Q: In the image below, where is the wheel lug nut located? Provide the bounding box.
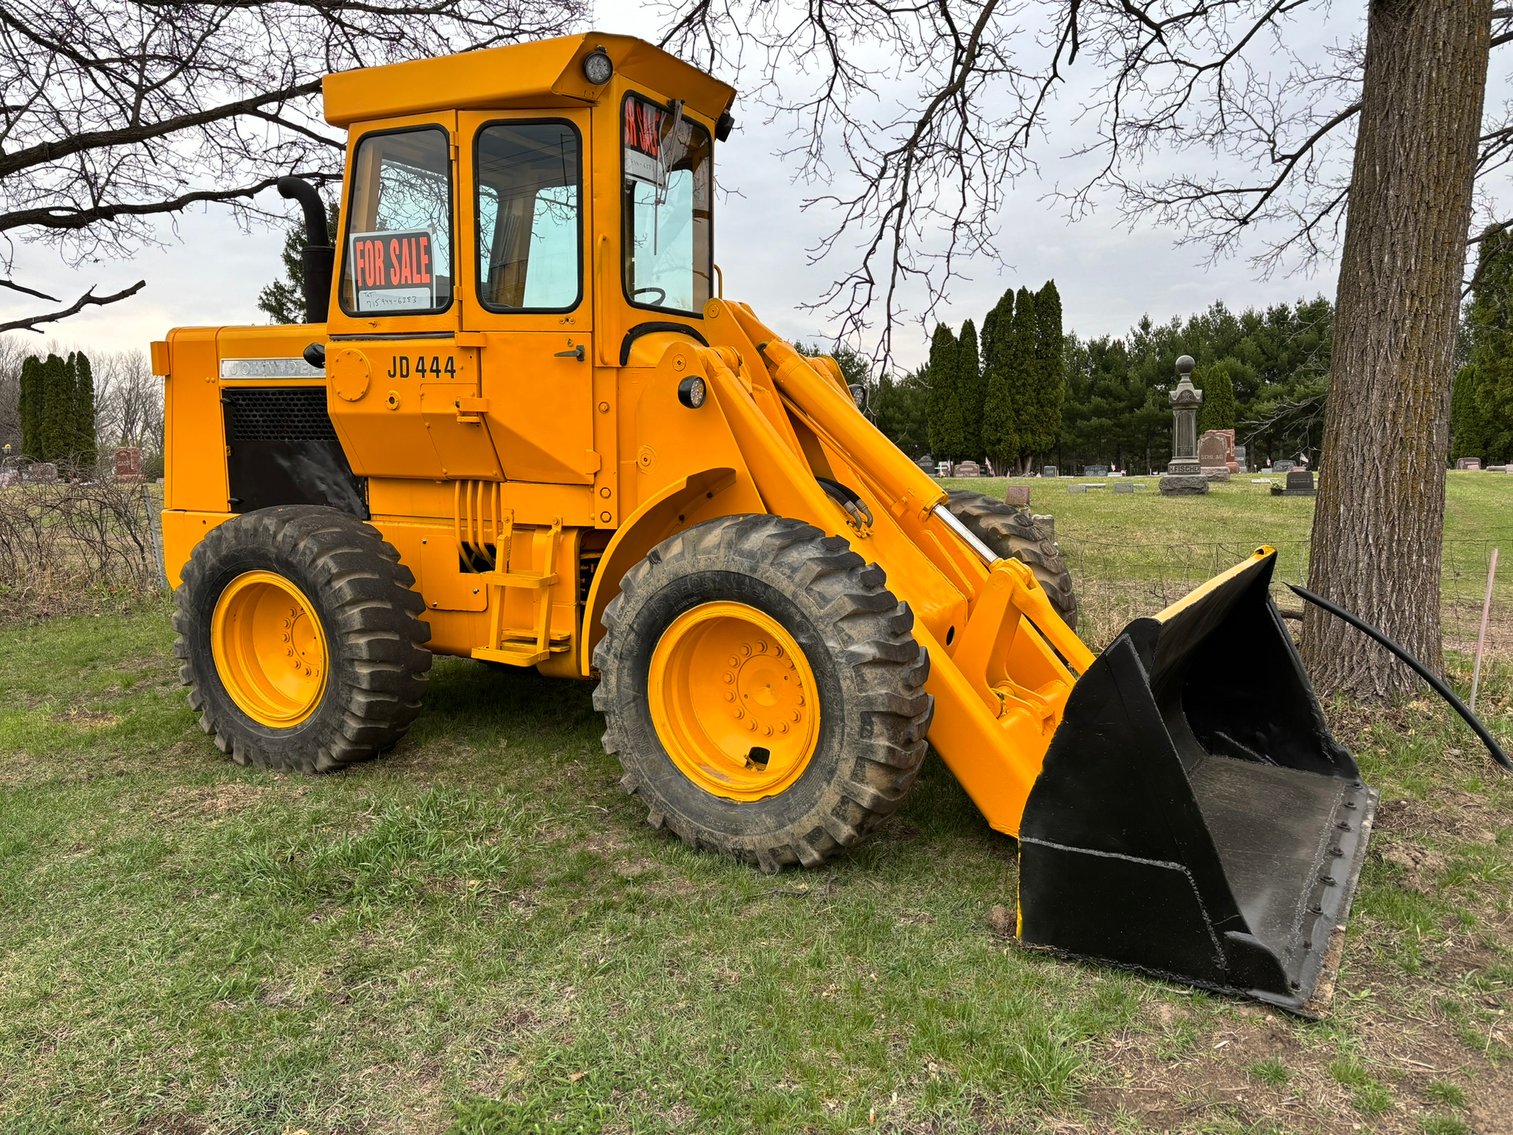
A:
[724,691,735,702]
[791,711,801,722]
[734,709,744,719]
[723,672,734,684]
[747,721,757,732]
[729,655,740,667]
[741,644,751,656]
[764,725,773,736]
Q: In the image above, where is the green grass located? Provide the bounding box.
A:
[945,470,1513,647]
[3,477,1512,1132]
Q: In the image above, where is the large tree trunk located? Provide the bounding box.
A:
[1302,0,1490,700]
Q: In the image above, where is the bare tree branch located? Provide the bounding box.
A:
[0,281,147,335]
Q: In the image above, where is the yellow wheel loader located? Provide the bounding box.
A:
[156,32,1380,1015]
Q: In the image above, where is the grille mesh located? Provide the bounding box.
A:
[224,387,336,442]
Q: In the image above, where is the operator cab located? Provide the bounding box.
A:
[320,33,733,358]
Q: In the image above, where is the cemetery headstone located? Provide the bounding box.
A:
[1084,464,1109,477]
[1456,457,1483,471]
[1041,465,1059,478]
[1283,469,1316,496]
[1273,459,1295,474]
[1112,481,1135,494]
[1004,485,1031,508]
[114,447,144,483]
[1159,355,1209,496]
[1233,444,1248,472]
[954,460,981,478]
[1197,431,1231,482]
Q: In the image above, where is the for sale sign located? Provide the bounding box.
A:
[350,229,436,312]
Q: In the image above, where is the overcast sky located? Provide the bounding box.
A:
[6,1,1506,371]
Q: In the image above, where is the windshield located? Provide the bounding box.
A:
[622,93,712,315]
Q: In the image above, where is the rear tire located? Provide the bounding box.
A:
[593,515,933,872]
[173,505,431,772]
[945,490,1078,628]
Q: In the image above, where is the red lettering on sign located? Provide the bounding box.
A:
[625,99,661,158]
[353,237,388,287]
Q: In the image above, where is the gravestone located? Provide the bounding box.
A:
[1272,469,1316,497]
[1067,484,1087,494]
[1197,431,1231,482]
[1032,514,1056,538]
[915,455,936,475]
[28,462,58,484]
[1273,459,1295,474]
[954,460,981,478]
[114,447,144,483]
[1233,444,1248,472]
[1456,457,1483,471]
[1041,465,1059,478]
[1160,355,1209,496]
[1004,485,1031,508]
[1112,481,1135,494]
[1084,464,1109,477]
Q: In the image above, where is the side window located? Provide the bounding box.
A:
[340,128,453,315]
[475,122,582,311]
[622,93,712,315]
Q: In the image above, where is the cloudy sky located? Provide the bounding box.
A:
[7,1,1505,371]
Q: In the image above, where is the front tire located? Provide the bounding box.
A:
[173,505,431,772]
[593,515,933,872]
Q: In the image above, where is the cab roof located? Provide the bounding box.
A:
[322,32,737,128]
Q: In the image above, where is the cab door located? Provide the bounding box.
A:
[458,110,597,485]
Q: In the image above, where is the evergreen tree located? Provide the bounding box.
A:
[1467,226,1513,463]
[1005,286,1037,471]
[41,354,71,463]
[1450,364,1486,461]
[19,355,42,457]
[926,324,964,459]
[1196,359,1239,432]
[955,319,982,458]
[980,289,1019,471]
[71,351,98,470]
[1032,280,1065,458]
[259,201,340,324]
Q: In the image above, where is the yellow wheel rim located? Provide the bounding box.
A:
[210,570,328,727]
[648,601,821,801]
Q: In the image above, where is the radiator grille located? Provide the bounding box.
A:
[223,387,336,442]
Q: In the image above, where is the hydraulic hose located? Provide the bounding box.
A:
[1286,582,1512,772]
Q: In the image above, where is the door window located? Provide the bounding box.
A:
[475,121,582,311]
[340,127,453,315]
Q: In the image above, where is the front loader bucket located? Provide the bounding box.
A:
[1016,550,1378,1015]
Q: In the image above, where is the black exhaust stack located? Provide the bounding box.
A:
[1016,550,1379,1016]
[276,177,334,324]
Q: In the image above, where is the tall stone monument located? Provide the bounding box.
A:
[1160,355,1209,496]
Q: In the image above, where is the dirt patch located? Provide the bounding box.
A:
[1085,915,1511,1135]
[155,783,287,820]
[48,706,121,729]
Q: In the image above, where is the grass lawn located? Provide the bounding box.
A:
[1,479,1510,1134]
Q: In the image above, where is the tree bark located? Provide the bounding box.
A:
[1303,0,1491,700]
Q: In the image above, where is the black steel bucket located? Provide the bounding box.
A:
[1016,550,1378,1015]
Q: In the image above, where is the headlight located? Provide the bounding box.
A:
[677,376,707,409]
[583,47,613,86]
